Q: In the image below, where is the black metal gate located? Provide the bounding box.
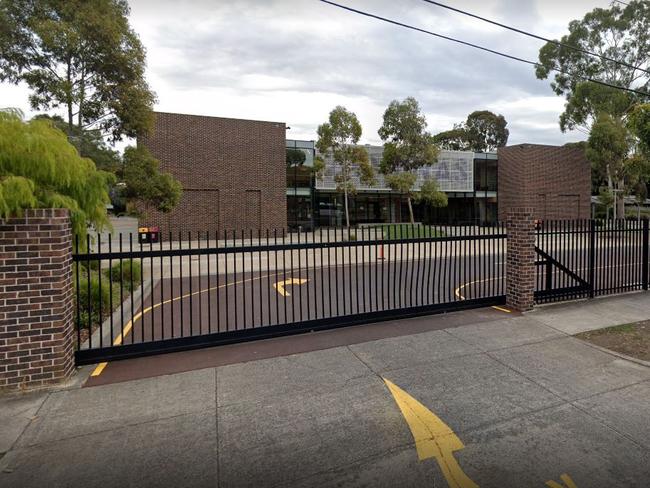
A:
[535,219,649,304]
[73,225,507,364]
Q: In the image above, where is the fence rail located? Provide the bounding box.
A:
[72,219,650,364]
[535,219,649,303]
[73,224,506,363]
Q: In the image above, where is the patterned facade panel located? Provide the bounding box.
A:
[315,146,474,192]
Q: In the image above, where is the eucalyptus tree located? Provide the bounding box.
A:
[433,111,509,153]
[316,106,374,228]
[464,111,509,152]
[0,0,156,141]
[378,97,444,223]
[535,0,650,217]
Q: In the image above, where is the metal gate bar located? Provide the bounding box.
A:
[73,224,507,364]
[535,219,649,304]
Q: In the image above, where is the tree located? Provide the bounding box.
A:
[629,103,650,153]
[586,111,650,219]
[433,111,509,153]
[286,148,306,168]
[464,110,509,152]
[535,1,650,132]
[0,109,111,236]
[34,115,121,173]
[0,0,156,141]
[378,97,440,223]
[432,127,470,151]
[416,178,448,208]
[120,146,182,214]
[536,1,650,217]
[33,114,181,214]
[586,114,630,218]
[384,172,418,221]
[628,103,650,203]
[316,106,374,228]
[597,187,615,219]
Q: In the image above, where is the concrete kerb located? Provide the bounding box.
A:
[525,291,650,368]
[82,276,159,351]
[74,270,159,382]
[580,340,650,369]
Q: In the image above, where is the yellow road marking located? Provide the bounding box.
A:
[90,361,107,377]
[89,270,288,377]
[546,474,578,488]
[491,306,512,313]
[273,278,308,297]
[383,378,478,488]
[454,277,500,301]
[454,277,510,313]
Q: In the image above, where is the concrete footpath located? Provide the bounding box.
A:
[1,293,650,488]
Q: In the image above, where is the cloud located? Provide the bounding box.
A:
[0,0,607,146]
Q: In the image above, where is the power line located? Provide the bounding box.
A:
[420,0,650,76]
[319,0,650,98]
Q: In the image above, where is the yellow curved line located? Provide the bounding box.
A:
[454,276,510,313]
[91,270,286,376]
[93,269,512,376]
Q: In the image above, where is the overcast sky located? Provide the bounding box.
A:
[0,0,615,147]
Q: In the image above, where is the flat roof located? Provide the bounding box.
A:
[152,110,285,127]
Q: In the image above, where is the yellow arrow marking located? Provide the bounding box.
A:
[546,474,578,488]
[383,378,478,488]
[273,278,308,297]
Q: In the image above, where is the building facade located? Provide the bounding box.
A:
[139,112,287,235]
[286,139,316,230]
[304,145,498,228]
[137,112,590,233]
[497,144,591,221]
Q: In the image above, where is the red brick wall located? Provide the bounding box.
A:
[498,144,591,221]
[506,208,535,312]
[0,209,75,391]
[138,112,288,236]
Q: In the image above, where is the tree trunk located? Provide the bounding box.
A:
[616,179,625,220]
[407,196,415,224]
[78,70,84,129]
[606,164,614,220]
[66,60,73,129]
[344,187,350,229]
[616,196,625,220]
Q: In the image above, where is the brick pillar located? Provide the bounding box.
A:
[0,209,75,391]
[506,208,535,312]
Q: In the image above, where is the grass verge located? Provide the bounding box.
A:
[576,320,650,361]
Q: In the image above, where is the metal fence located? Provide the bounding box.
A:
[73,224,506,364]
[535,219,649,303]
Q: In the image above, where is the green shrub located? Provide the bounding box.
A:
[76,272,111,329]
[625,207,650,219]
[105,259,142,291]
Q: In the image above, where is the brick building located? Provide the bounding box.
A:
[138,112,287,235]
[139,111,590,232]
[497,144,591,221]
